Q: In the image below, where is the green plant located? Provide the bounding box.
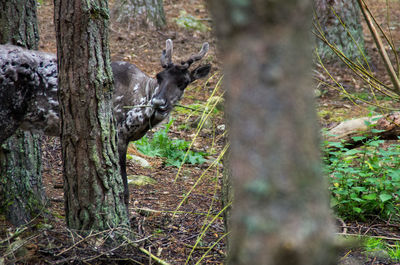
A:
[362,237,400,261]
[364,237,385,252]
[323,135,400,220]
[134,119,207,167]
[388,242,400,261]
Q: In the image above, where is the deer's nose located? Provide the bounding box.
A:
[151,98,167,110]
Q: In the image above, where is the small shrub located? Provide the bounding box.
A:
[323,136,400,221]
[134,120,207,167]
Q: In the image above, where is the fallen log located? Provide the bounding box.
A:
[324,112,400,146]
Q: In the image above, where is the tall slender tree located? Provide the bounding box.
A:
[0,0,47,226]
[207,0,336,264]
[112,0,166,30]
[54,0,129,230]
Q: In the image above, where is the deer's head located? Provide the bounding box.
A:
[151,39,211,119]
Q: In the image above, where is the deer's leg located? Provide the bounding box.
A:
[118,141,130,206]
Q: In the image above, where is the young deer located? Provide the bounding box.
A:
[0,39,211,205]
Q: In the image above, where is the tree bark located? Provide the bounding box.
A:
[54,0,129,230]
[0,0,47,226]
[207,0,336,264]
[112,0,166,30]
[315,0,366,64]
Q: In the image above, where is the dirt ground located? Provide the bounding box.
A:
[2,0,400,264]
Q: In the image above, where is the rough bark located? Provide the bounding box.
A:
[315,0,366,64]
[0,131,46,226]
[111,0,166,30]
[0,0,47,226]
[207,0,336,264]
[221,158,232,248]
[54,0,129,230]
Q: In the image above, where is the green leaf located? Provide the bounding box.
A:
[352,136,366,141]
[371,129,385,133]
[363,193,377,200]
[330,197,339,207]
[328,142,344,148]
[379,193,392,203]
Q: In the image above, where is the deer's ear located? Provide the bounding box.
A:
[190,64,211,81]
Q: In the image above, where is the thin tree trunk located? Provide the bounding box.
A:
[54,0,129,230]
[112,0,166,29]
[0,0,47,226]
[208,0,336,264]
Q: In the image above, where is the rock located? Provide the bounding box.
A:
[338,255,363,265]
[190,116,213,130]
[363,249,391,260]
[127,175,157,186]
[207,96,224,111]
[127,154,151,168]
[217,124,225,131]
[7,239,28,259]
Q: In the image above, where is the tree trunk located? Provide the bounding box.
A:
[315,0,366,64]
[54,0,129,230]
[207,1,336,264]
[112,0,166,30]
[221,159,233,248]
[0,0,47,226]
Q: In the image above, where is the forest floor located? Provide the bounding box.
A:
[2,0,400,264]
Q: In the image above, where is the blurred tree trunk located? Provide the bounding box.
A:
[315,0,366,63]
[207,0,336,264]
[221,158,232,244]
[0,0,47,226]
[54,0,129,230]
[112,0,166,30]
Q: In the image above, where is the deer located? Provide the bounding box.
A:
[0,39,211,205]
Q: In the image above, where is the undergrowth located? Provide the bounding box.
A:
[363,237,400,261]
[323,132,400,221]
[134,119,207,167]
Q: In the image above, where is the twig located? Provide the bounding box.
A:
[174,104,203,113]
[357,0,400,94]
[82,240,129,263]
[336,233,400,241]
[183,243,211,250]
[3,234,39,257]
[0,227,27,245]
[120,234,170,265]
[56,229,111,256]
[337,217,348,234]
[139,247,170,265]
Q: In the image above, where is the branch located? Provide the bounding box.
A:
[357,0,400,94]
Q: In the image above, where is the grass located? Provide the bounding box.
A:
[363,237,400,261]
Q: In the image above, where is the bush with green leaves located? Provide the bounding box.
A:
[323,136,400,221]
[134,120,207,167]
